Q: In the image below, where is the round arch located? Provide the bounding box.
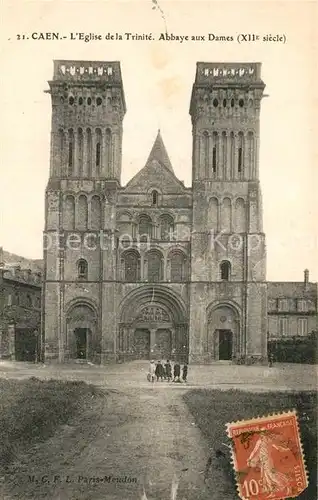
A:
[65,298,100,363]
[206,300,242,362]
[117,285,188,363]
[119,285,187,324]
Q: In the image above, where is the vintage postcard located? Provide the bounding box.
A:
[0,1,317,499]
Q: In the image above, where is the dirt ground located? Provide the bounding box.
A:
[0,361,316,500]
[1,385,227,500]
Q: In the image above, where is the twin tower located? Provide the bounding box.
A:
[43,60,267,364]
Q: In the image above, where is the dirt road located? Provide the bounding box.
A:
[1,382,236,500]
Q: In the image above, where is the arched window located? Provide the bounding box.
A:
[58,129,64,175]
[212,131,218,175]
[78,128,83,176]
[68,129,74,176]
[122,251,140,281]
[14,291,20,306]
[138,215,152,241]
[78,259,88,280]
[77,195,88,230]
[95,128,102,175]
[147,250,163,282]
[90,195,102,229]
[105,128,112,174]
[169,251,186,281]
[86,128,92,176]
[238,132,244,174]
[96,142,101,168]
[212,146,217,173]
[63,195,75,230]
[220,261,231,281]
[152,190,158,206]
[159,214,174,241]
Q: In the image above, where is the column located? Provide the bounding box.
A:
[150,329,156,356]
[243,133,248,180]
[140,254,145,280]
[92,134,96,177]
[73,130,79,177]
[217,133,222,179]
[226,131,231,180]
[208,134,213,177]
[170,327,176,360]
[233,133,238,180]
[194,134,200,179]
[82,129,87,177]
[111,134,116,178]
[166,258,171,281]
[128,328,134,357]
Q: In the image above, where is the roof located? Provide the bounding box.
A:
[144,130,174,173]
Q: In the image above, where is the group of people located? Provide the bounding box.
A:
[148,359,188,383]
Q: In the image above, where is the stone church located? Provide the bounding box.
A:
[43,60,269,364]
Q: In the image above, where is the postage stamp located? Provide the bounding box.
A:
[226,410,308,500]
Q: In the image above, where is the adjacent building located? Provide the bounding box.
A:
[0,248,42,361]
[268,270,317,340]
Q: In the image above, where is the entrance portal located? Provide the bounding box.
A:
[207,304,240,361]
[218,329,233,360]
[134,329,150,359]
[155,329,172,359]
[118,286,189,362]
[74,328,87,359]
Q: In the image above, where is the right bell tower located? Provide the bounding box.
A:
[189,63,268,364]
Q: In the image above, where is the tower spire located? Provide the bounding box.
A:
[146,130,174,172]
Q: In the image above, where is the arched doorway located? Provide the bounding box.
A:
[118,286,188,363]
[66,302,99,362]
[207,303,240,361]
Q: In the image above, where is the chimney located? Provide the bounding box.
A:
[304,269,309,290]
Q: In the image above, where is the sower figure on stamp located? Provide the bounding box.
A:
[247,431,292,497]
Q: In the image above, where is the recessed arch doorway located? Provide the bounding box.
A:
[65,300,100,362]
[117,286,188,363]
[206,303,241,361]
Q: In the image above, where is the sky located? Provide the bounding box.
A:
[1,0,317,282]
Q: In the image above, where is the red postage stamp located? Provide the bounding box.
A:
[226,410,308,499]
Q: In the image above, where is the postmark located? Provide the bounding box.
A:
[226,411,308,499]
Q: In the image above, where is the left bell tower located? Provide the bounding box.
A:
[43,60,126,363]
[48,59,126,182]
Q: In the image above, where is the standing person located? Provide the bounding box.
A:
[268,352,274,368]
[182,363,188,382]
[165,360,172,382]
[148,360,156,383]
[155,360,164,381]
[173,361,181,382]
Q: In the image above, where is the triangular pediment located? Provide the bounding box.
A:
[123,131,186,193]
[145,130,174,173]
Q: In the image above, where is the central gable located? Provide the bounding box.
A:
[123,130,187,194]
[123,158,186,194]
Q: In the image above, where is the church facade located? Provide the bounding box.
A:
[43,60,268,364]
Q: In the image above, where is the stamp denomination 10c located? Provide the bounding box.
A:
[226,410,308,499]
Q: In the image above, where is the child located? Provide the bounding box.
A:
[148,360,156,383]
